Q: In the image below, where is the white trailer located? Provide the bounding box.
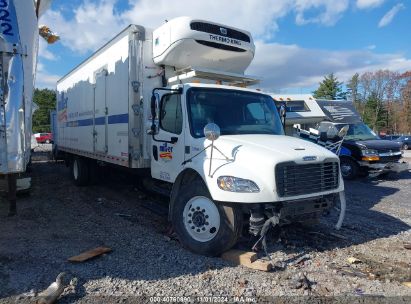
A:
[56,17,345,256]
[0,1,52,215]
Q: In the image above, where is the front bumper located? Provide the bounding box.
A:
[359,160,409,176]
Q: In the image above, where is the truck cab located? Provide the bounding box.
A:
[150,84,344,256]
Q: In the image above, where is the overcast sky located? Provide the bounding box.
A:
[37,0,410,93]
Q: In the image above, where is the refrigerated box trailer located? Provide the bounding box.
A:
[55,17,346,256]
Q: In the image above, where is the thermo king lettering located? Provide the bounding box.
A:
[209,34,241,46]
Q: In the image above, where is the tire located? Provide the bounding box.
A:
[71,157,90,186]
[340,158,359,180]
[172,180,243,256]
[358,167,369,177]
[403,143,409,150]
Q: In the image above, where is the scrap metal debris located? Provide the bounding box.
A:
[36,272,67,304]
[291,272,312,290]
[354,288,365,296]
[291,254,311,266]
[329,232,348,240]
[347,257,362,264]
[403,242,411,250]
[329,265,368,278]
[114,213,132,218]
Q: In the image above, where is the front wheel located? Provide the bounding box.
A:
[172,180,242,256]
[340,158,359,180]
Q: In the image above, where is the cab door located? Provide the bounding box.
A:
[150,93,185,182]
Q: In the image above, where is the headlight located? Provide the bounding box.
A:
[361,149,378,156]
[217,176,260,193]
[361,149,379,161]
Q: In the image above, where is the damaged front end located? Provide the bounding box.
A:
[361,160,409,178]
[248,191,346,253]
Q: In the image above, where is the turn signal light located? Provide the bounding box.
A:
[362,156,380,161]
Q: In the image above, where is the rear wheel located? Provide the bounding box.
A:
[340,158,359,180]
[172,180,242,256]
[71,157,90,186]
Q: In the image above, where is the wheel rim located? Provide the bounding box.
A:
[340,162,352,177]
[183,196,220,242]
[404,144,408,150]
[73,160,79,180]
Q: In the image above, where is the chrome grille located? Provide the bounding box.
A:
[275,161,339,197]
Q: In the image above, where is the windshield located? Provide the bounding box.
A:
[187,88,284,138]
[336,123,379,141]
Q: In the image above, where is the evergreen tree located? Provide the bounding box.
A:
[313,73,346,100]
[363,91,387,131]
[347,73,360,102]
[32,88,56,133]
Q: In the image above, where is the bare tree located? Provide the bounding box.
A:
[354,70,402,132]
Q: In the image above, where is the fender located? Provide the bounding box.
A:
[168,168,205,221]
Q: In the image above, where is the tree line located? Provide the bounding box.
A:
[313,71,411,135]
[32,88,56,133]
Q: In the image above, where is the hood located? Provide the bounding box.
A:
[191,134,344,204]
[350,139,402,151]
[209,134,338,164]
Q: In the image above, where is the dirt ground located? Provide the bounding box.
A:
[0,146,410,303]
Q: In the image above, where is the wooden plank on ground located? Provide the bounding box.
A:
[68,246,112,262]
[244,260,272,272]
[221,250,257,264]
[221,250,272,272]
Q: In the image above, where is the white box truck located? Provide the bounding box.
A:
[55,17,346,256]
[0,0,51,215]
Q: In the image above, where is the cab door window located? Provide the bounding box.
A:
[160,94,183,134]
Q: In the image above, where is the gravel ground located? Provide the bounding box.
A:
[0,145,410,303]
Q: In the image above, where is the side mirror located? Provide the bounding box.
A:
[204,123,221,141]
[150,94,157,120]
[279,104,286,128]
[150,93,159,134]
[338,125,349,138]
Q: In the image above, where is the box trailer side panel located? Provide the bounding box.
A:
[57,29,132,167]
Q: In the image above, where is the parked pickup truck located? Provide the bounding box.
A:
[271,96,408,179]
